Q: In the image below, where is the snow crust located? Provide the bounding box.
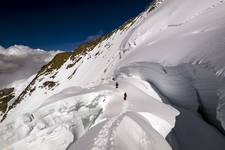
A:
[0,77,178,150]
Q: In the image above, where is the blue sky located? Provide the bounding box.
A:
[0,0,151,51]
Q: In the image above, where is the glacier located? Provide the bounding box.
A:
[1,0,225,149]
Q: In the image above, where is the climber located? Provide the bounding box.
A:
[116,82,119,88]
[124,92,127,101]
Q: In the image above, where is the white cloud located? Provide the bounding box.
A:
[85,30,104,42]
[0,45,61,89]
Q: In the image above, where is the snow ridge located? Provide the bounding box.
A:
[92,114,125,150]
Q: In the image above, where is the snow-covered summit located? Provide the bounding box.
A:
[1,0,225,149]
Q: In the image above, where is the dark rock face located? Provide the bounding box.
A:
[116,62,225,150]
[0,88,15,114]
[0,88,14,96]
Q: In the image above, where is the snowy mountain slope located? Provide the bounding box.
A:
[1,0,225,149]
[0,45,60,117]
[0,76,179,150]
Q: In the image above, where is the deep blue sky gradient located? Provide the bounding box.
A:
[0,0,151,51]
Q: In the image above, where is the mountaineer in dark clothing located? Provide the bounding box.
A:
[116,82,119,88]
[124,92,127,101]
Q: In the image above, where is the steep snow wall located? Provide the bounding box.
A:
[116,62,225,149]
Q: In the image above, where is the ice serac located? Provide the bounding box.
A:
[116,63,225,150]
[116,63,225,131]
[1,0,225,149]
